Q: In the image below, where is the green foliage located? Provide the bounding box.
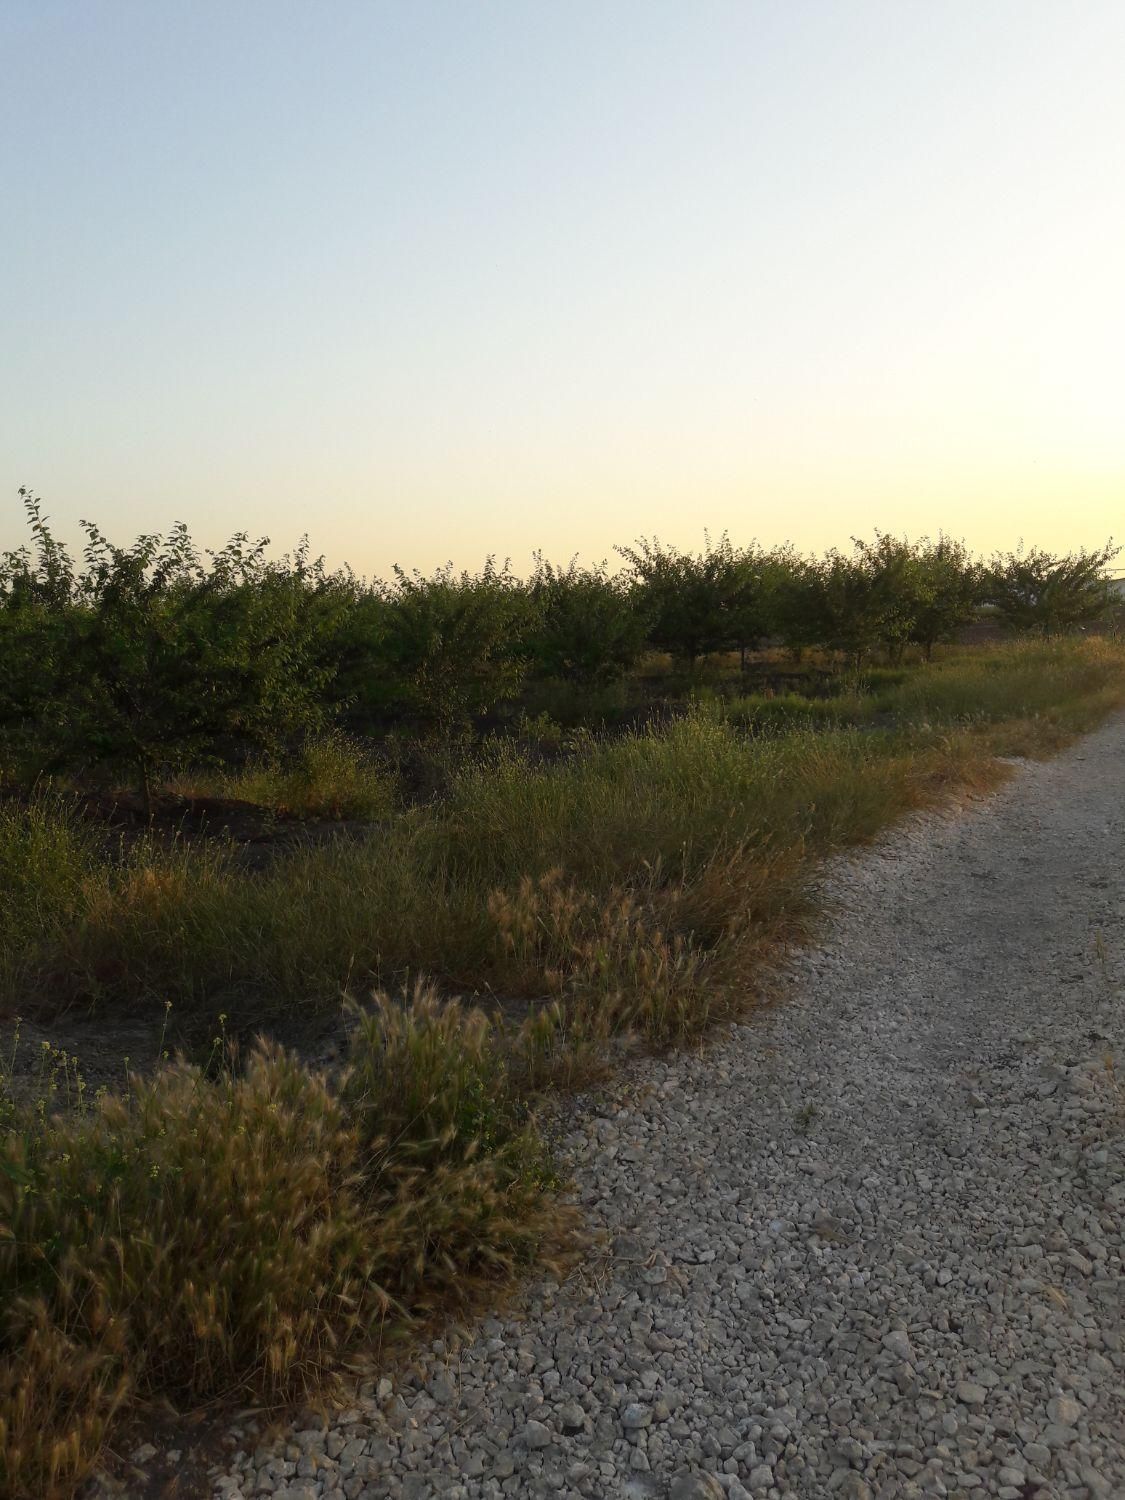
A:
[767,547,825,656]
[1,494,346,807]
[907,535,983,656]
[0,493,79,779]
[724,690,874,732]
[787,547,888,663]
[72,524,343,807]
[876,637,1125,739]
[527,556,648,683]
[376,560,534,732]
[616,533,767,665]
[1,490,75,609]
[853,532,930,661]
[775,533,982,665]
[985,542,1119,636]
[5,493,1118,787]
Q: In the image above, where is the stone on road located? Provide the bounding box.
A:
[213,719,1125,1499]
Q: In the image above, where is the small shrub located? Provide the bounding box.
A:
[346,987,532,1164]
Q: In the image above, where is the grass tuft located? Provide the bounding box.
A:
[0,995,567,1500]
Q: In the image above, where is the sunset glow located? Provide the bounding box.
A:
[3,1,1122,571]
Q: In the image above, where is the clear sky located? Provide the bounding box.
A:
[3,1,1122,576]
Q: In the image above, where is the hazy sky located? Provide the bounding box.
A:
[3,1,1123,575]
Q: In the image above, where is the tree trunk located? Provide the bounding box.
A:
[139,758,154,822]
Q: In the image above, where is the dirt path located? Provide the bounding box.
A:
[197,720,1125,1500]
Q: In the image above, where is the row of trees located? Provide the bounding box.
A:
[1,490,1119,793]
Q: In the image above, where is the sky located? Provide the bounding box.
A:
[2,1,1123,577]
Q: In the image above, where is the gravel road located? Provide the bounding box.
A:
[206,719,1125,1500]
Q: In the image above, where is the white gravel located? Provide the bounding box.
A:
[201,718,1125,1499]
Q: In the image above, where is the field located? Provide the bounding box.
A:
[2,508,1125,1498]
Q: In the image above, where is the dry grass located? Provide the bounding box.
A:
[0,994,567,1500]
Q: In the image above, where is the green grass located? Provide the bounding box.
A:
[171,732,397,821]
[0,797,101,1005]
[723,689,876,731]
[4,640,1124,1031]
[725,639,1125,743]
[872,638,1125,743]
[0,721,987,1026]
